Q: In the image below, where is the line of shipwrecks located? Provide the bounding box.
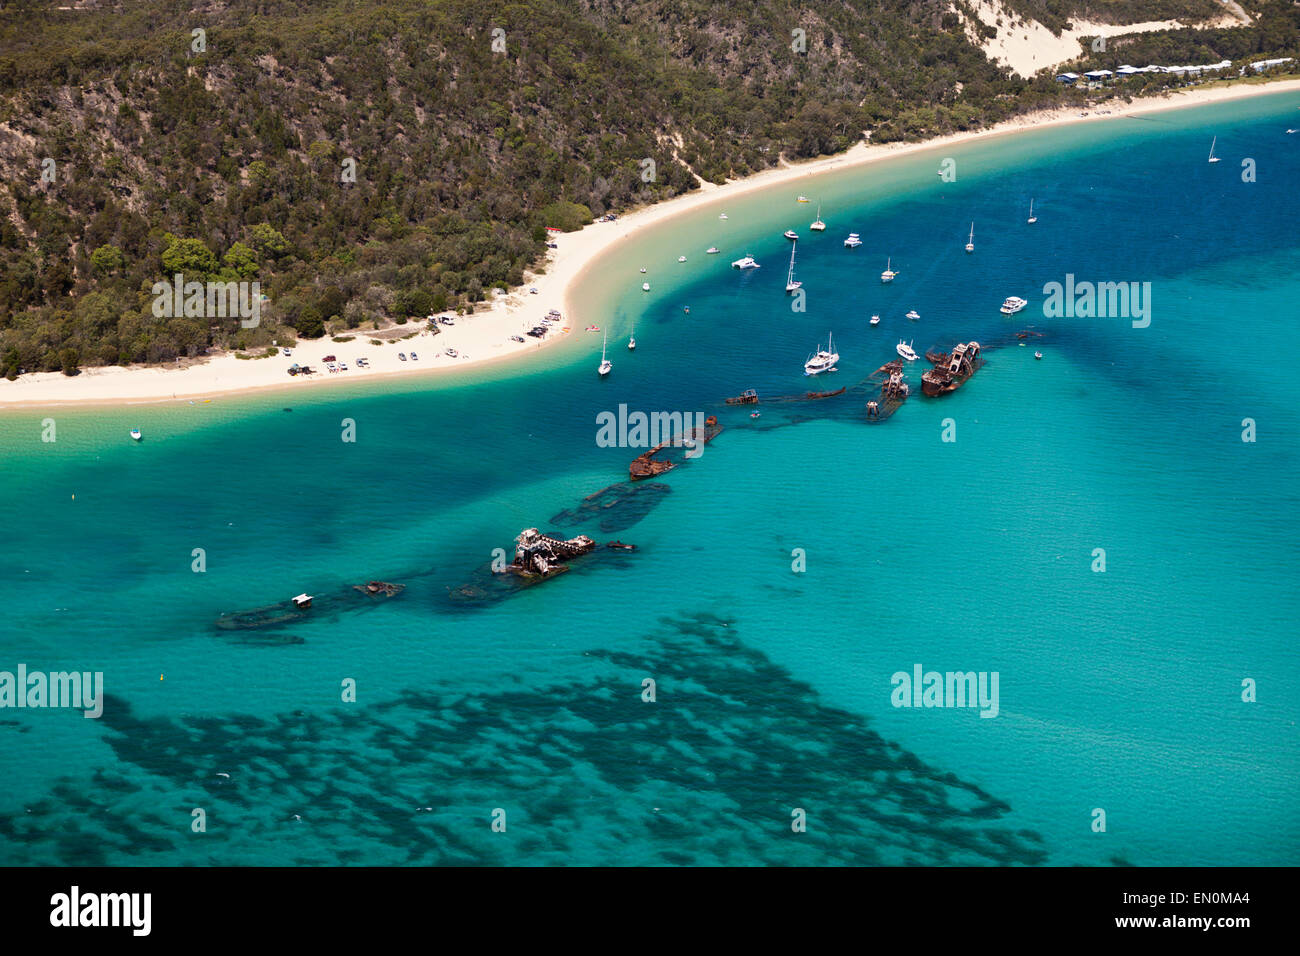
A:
[217,337,997,625]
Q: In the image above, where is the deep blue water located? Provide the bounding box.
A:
[1,92,1297,865]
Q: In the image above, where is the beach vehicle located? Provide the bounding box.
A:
[1000,296,1029,315]
[281,348,293,356]
[511,335,526,343]
[1027,199,1037,224]
[870,315,880,326]
[355,358,368,367]
[810,203,826,231]
[896,340,918,362]
[398,352,407,361]
[965,222,974,253]
[1208,136,1220,163]
[906,310,920,321]
[642,282,650,291]
[546,241,557,249]
[731,255,760,269]
[444,348,457,358]
[410,353,418,361]
[338,361,348,371]
[785,242,802,293]
[323,354,337,362]
[129,428,142,442]
[783,229,798,240]
[326,363,338,373]
[803,333,839,376]
[678,256,687,263]
[441,316,455,325]
[881,257,897,282]
[844,233,862,248]
[547,309,561,319]
[598,329,612,377]
[529,287,539,294]
[1035,351,1043,360]
[706,247,720,254]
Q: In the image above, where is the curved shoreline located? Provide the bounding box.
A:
[4,77,1298,410]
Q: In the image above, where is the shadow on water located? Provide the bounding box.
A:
[0,612,1052,866]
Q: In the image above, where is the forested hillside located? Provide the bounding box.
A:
[0,0,1295,375]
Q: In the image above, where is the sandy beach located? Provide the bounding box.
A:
[4,76,1297,409]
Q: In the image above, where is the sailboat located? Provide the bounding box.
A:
[965,222,974,253]
[1208,135,1221,163]
[810,203,826,231]
[881,257,897,283]
[598,329,612,376]
[1027,199,1037,224]
[628,318,636,351]
[785,242,802,293]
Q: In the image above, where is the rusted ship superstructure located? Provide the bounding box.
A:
[629,415,723,480]
[500,527,597,580]
[865,359,910,423]
[921,341,983,397]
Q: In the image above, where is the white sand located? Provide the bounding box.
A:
[954,0,1250,77]
[3,76,1297,409]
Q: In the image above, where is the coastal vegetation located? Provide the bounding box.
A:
[0,0,1296,376]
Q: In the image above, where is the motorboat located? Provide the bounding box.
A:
[906,310,920,321]
[1000,296,1028,315]
[870,315,880,326]
[129,428,142,442]
[642,282,650,291]
[844,233,862,248]
[896,340,918,362]
[706,247,720,254]
[784,229,798,240]
[803,333,839,375]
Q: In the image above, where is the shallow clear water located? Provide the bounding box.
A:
[1,92,1297,865]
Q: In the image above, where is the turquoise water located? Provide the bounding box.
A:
[2,93,1298,865]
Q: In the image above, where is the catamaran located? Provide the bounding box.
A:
[1027,199,1037,224]
[896,340,918,362]
[844,232,862,248]
[1208,135,1220,163]
[1001,296,1028,315]
[785,242,802,293]
[731,255,760,269]
[881,257,897,283]
[965,222,974,253]
[804,333,839,375]
[810,204,826,231]
[598,329,612,376]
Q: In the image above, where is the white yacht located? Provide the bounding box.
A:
[677,255,687,262]
[706,247,720,254]
[906,309,920,321]
[731,255,760,269]
[785,242,802,293]
[642,282,650,291]
[881,257,897,282]
[844,232,862,248]
[1208,135,1220,163]
[1000,296,1028,315]
[598,329,612,376]
[870,314,880,326]
[719,213,728,220]
[640,267,647,273]
[810,204,826,231]
[965,222,974,253]
[783,229,798,241]
[896,340,918,362]
[804,333,839,375]
[129,428,142,442]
